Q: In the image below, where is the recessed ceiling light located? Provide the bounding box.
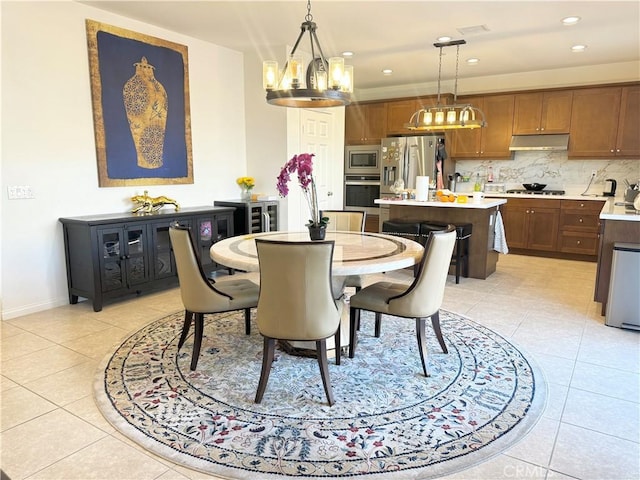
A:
[382,69,393,75]
[571,44,587,52]
[467,58,479,65]
[437,36,452,43]
[562,16,581,25]
[342,51,354,57]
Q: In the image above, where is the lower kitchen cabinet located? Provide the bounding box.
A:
[558,200,605,255]
[59,206,234,312]
[501,198,560,251]
[500,197,605,260]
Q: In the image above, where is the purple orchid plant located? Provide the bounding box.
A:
[276,153,329,227]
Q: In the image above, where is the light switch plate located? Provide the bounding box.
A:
[7,185,35,199]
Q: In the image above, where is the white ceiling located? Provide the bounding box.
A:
[81,1,640,91]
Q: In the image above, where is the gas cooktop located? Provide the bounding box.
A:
[506,189,566,196]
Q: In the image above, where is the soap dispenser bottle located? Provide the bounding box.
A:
[474,173,482,192]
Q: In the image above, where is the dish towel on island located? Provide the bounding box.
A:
[494,210,509,254]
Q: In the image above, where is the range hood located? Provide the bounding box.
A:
[509,134,569,151]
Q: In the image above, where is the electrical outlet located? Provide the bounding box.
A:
[591,169,598,177]
[7,185,35,199]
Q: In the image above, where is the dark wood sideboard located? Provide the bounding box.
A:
[59,206,234,312]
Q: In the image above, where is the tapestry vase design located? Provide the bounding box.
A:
[123,57,168,169]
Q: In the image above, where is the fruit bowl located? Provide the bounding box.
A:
[522,183,547,191]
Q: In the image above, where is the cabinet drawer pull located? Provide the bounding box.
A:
[577,240,581,245]
[579,218,583,223]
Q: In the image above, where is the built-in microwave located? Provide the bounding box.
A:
[344,145,381,175]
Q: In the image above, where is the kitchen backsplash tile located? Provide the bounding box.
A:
[455,152,639,195]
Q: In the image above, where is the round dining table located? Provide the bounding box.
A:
[209,230,424,354]
[209,230,424,275]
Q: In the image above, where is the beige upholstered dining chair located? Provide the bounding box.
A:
[254,239,342,406]
[321,210,367,293]
[348,225,457,377]
[169,224,259,371]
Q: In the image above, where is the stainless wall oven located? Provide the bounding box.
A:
[345,145,381,175]
[344,174,380,216]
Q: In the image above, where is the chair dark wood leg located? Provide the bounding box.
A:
[190,313,205,371]
[178,310,193,350]
[431,311,448,354]
[334,326,341,366]
[374,312,382,338]
[255,337,276,403]
[244,308,251,335]
[455,241,462,284]
[349,307,358,358]
[415,317,430,377]
[316,340,335,406]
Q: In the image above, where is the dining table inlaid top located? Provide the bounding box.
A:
[210,231,424,276]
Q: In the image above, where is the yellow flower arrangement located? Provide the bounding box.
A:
[236,176,255,190]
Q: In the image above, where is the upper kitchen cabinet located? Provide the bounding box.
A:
[512,90,573,134]
[451,94,515,159]
[616,85,640,157]
[345,102,387,145]
[569,85,640,158]
[385,95,452,136]
[386,99,419,135]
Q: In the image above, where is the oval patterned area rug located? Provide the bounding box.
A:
[94,309,546,479]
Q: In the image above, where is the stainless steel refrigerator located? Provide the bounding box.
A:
[380,135,449,196]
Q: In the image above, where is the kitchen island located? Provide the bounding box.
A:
[376,197,507,279]
[594,200,640,315]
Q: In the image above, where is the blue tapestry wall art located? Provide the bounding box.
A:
[86,20,193,187]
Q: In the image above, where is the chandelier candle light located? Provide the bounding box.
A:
[276,153,329,240]
[262,0,353,108]
[405,39,486,131]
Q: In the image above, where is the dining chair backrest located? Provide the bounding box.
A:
[387,225,456,318]
[321,210,366,232]
[255,239,340,340]
[169,225,233,312]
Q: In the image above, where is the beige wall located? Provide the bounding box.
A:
[1,1,637,319]
[0,1,251,318]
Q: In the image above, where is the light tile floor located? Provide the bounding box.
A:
[1,254,639,479]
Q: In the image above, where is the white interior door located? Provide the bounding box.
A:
[300,109,338,216]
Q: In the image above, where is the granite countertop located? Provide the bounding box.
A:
[375,198,506,209]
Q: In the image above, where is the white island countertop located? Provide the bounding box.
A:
[375,198,506,209]
[599,199,640,221]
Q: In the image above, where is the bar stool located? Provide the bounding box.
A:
[381,221,423,277]
[419,222,472,284]
[381,221,422,243]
